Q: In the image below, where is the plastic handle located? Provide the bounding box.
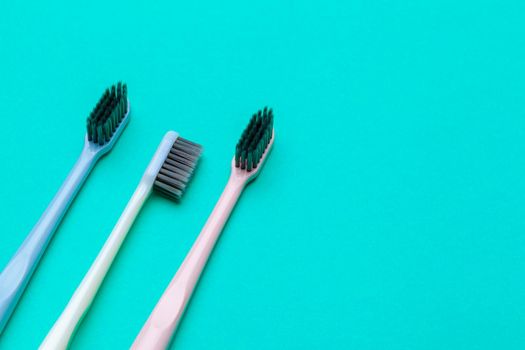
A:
[40,131,179,350]
[0,143,98,334]
[39,183,151,350]
[131,174,246,350]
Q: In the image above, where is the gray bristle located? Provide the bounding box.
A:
[154,137,203,201]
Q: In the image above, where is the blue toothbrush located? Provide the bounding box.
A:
[0,83,130,333]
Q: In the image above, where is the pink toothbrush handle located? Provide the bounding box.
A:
[132,174,245,350]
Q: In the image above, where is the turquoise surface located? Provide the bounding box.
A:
[1,0,524,349]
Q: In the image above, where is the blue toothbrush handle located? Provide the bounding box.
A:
[0,143,98,333]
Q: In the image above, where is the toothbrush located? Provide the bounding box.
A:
[132,107,274,350]
[0,83,130,334]
[40,131,202,350]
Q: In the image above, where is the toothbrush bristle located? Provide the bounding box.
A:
[235,107,274,171]
[154,137,203,201]
[86,83,128,145]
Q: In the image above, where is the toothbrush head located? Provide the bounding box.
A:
[86,82,130,148]
[234,107,275,179]
[154,136,203,201]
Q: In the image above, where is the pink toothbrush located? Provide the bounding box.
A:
[132,108,275,350]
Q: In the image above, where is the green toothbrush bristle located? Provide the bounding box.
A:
[235,107,274,171]
[86,83,128,145]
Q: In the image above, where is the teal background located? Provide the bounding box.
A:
[0,0,524,349]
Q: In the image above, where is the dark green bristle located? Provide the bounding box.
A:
[235,107,274,171]
[87,83,128,145]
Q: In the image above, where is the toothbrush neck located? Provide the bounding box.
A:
[19,145,98,260]
[201,174,245,244]
[174,175,245,287]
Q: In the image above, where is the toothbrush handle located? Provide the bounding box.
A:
[40,184,151,350]
[0,146,97,333]
[132,176,245,350]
